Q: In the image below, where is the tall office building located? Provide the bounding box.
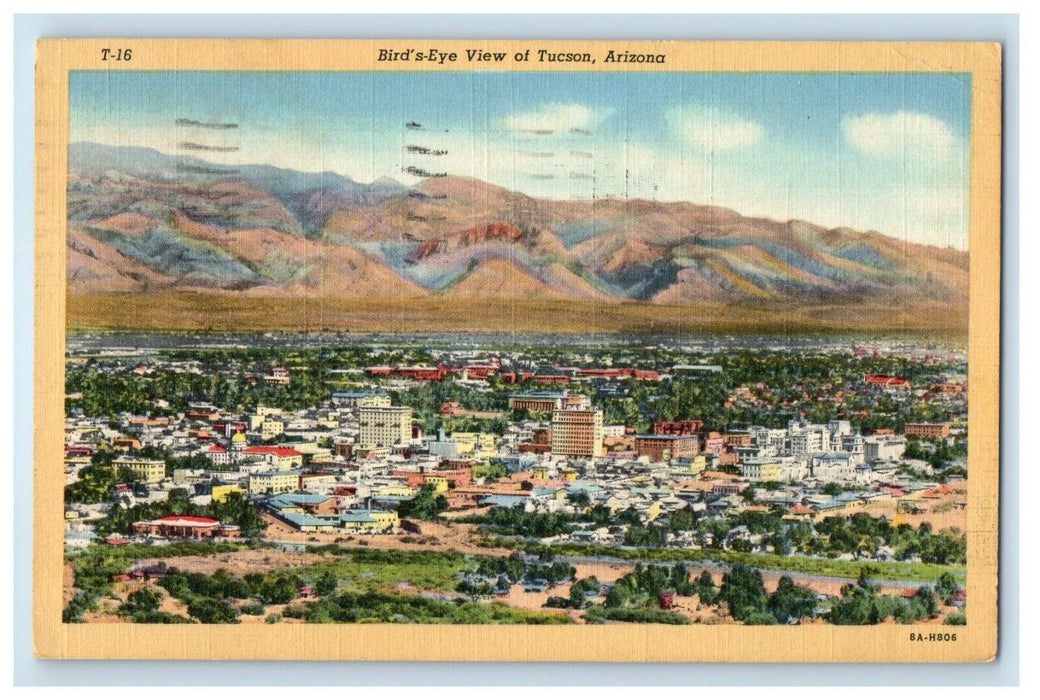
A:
[551,409,604,458]
[359,405,413,448]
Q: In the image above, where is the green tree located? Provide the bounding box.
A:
[260,574,301,605]
[399,484,448,520]
[935,572,959,603]
[767,575,817,623]
[719,565,769,622]
[120,588,162,617]
[315,571,339,598]
[691,570,717,605]
[188,598,241,624]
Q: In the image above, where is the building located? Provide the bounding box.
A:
[652,420,704,436]
[634,434,699,462]
[359,405,413,448]
[451,432,497,459]
[132,515,240,539]
[242,446,304,470]
[248,470,301,495]
[274,509,400,534]
[206,444,231,466]
[331,391,391,408]
[111,436,142,452]
[113,455,166,484]
[551,408,604,458]
[865,374,911,392]
[265,493,339,515]
[230,432,248,453]
[702,432,725,456]
[211,484,246,503]
[259,418,285,441]
[740,460,782,482]
[264,366,291,385]
[670,364,723,377]
[392,466,474,489]
[864,435,907,462]
[905,422,951,438]
[811,452,862,481]
[508,392,588,413]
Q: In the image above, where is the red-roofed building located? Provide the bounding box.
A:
[243,446,304,470]
[206,444,231,466]
[864,375,911,392]
[132,514,241,539]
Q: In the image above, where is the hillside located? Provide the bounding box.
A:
[65,143,969,333]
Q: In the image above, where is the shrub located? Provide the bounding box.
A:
[282,604,307,619]
[239,601,266,616]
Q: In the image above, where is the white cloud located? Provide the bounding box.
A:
[666,106,765,151]
[500,103,613,133]
[842,111,957,160]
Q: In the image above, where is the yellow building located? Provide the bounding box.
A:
[668,454,707,479]
[357,395,392,408]
[211,484,246,503]
[741,461,781,482]
[531,466,549,480]
[453,432,497,459]
[375,485,417,498]
[423,476,450,493]
[260,419,285,441]
[341,509,400,533]
[248,470,300,495]
[113,455,166,484]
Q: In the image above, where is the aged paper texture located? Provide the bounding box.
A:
[35,39,1001,661]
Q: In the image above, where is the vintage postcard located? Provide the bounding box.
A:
[34,39,1001,661]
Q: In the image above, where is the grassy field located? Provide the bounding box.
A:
[67,292,968,335]
[288,548,475,593]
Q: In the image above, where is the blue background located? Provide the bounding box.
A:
[12,12,1020,686]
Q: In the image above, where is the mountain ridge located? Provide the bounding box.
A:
[66,142,969,329]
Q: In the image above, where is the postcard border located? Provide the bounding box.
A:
[33,38,1002,662]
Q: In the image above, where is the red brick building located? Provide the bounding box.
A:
[905,422,951,438]
[652,420,704,436]
[634,434,700,462]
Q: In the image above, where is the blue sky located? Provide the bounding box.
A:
[70,70,972,248]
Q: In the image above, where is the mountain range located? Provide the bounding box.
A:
[65,142,968,332]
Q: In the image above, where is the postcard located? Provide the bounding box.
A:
[33,39,1001,661]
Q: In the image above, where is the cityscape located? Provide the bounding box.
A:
[63,333,968,626]
[60,68,972,628]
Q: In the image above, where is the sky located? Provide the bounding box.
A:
[69,70,972,249]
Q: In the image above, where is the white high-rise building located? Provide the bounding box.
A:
[359,405,413,449]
